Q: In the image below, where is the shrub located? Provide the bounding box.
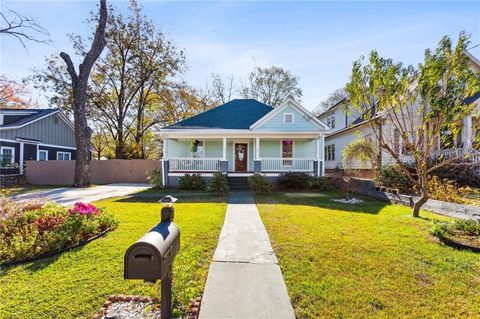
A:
[146,168,162,188]
[179,173,206,190]
[0,199,118,264]
[427,176,468,204]
[279,172,310,190]
[248,174,273,194]
[209,171,229,195]
[308,176,329,191]
[374,165,412,193]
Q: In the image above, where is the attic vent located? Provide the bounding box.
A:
[54,116,58,124]
[283,113,294,124]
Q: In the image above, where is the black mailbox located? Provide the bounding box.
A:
[124,220,180,282]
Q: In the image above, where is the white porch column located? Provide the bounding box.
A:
[255,137,260,160]
[464,115,473,152]
[222,137,227,160]
[19,142,24,174]
[315,136,320,177]
[321,135,325,176]
[162,137,168,159]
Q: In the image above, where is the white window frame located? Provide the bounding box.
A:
[56,151,71,160]
[283,113,294,124]
[0,146,15,167]
[38,149,48,161]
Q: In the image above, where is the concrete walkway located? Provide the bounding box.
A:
[14,183,150,206]
[200,192,295,319]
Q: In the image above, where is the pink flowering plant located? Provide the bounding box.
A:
[68,202,100,216]
[0,197,118,264]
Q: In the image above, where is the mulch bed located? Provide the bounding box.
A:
[438,236,480,253]
[92,295,202,319]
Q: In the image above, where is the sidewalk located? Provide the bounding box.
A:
[199,192,295,319]
[14,183,150,206]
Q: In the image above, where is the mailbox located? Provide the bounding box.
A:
[124,195,180,319]
[124,220,180,282]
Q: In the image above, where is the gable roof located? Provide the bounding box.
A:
[0,108,60,128]
[164,99,273,129]
[250,98,329,131]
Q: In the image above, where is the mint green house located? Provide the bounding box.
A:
[157,98,329,187]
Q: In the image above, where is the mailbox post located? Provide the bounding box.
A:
[124,195,179,319]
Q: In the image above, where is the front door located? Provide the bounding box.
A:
[234,143,248,172]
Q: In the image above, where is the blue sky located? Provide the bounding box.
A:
[1,0,479,111]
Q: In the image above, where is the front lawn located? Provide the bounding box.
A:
[0,191,227,319]
[256,192,480,319]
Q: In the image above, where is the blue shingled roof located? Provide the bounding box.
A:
[165,99,273,129]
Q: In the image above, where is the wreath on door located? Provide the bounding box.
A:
[236,145,245,161]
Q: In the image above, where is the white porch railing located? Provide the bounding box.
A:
[431,148,464,160]
[261,158,314,172]
[169,158,221,172]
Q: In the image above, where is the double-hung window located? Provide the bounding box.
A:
[38,150,48,161]
[0,146,15,167]
[57,151,71,160]
[325,144,336,161]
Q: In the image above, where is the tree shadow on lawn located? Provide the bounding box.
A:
[115,188,228,204]
[254,191,390,215]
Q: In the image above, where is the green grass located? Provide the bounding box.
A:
[0,191,227,319]
[256,192,480,319]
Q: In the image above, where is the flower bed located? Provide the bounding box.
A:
[431,219,480,251]
[0,198,118,265]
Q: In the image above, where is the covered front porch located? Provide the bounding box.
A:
[160,133,325,187]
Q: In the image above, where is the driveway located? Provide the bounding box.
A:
[15,183,150,206]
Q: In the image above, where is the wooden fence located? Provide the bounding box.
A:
[26,160,160,185]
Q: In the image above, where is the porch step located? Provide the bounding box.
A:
[227,177,250,190]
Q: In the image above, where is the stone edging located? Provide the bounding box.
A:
[437,236,480,253]
[0,228,112,268]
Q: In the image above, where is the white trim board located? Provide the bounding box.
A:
[249,98,329,131]
[0,109,76,133]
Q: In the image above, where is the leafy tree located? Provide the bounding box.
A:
[346,32,480,217]
[60,0,107,187]
[0,75,31,108]
[29,0,185,159]
[313,88,347,115]
[241,66,302,107]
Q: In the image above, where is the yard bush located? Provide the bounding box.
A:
[209,171,229,195]
[374,165,412,193]
[427,176,468,204]
[146,168,162,188]
[278,172,310,190]
[179,173,206,190]
[0,198,118,264]
[308,176,329,191]
[248,174,273,194]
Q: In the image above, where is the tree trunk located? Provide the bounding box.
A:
[413,193,428,218]
[60,0,107,187]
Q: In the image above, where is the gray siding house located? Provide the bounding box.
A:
[0,108,77,176]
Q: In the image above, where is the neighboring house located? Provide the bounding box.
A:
[0,108,77,176]
[318,52,480,178]
[157,98,329,187]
